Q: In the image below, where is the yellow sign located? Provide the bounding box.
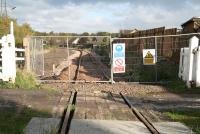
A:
[143,49,156,65]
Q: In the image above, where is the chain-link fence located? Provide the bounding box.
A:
[26,33,199,83]
[27,36,111,82]
[66,36,111,82]
[29,37,44,76]
[112,33,200,82]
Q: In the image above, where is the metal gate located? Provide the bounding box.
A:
[111,33,198,83]
[24,33,199,83]
[25,36,112,83]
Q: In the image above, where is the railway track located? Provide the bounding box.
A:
[59,91,77,134]
[74,50,109,82]
[59,91,160,134]
[119,92,160,134]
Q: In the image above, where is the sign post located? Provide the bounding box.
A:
[113,43,125,73]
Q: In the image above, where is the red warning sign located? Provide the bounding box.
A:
[115,59,123,66]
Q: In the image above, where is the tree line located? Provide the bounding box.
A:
[0,17,33,47]
[0,17,119,47]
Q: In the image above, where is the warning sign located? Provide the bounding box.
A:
[113,43,125,73]
[143,49,156,65]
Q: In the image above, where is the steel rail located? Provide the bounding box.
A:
[59,91,77,134]
[120,92,160,134]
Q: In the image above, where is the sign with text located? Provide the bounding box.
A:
[143,49,156,65]
[113,43,125,73]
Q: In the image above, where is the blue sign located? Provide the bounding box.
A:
[116,45,123,52]
[114,44,125,58]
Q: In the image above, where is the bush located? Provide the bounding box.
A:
[15,70,38,89]
[0,81,15,88]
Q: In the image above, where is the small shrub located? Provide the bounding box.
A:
[165,110,200,133]
[15,69,38,89]
[0,81,15,88]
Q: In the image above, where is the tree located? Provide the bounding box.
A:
[21,23,33,36]
[81,32,90,36]
[0,16,34,47]
[96,32,110,36]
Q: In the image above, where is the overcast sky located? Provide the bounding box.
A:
[8,0,200,33]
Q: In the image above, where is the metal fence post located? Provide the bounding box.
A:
[110,36,114,84]
[155,37,158,82]
[41,39,45,76]
[67,37,70,82]
[33,38,36,72]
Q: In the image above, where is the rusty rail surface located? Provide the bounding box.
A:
[120,92,160,134]
[59,91,77,134]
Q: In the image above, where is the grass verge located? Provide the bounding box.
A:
[0,69,38,90]
[0,107,50,134]
[15,69,38,89]
[165,79,200,94]
[164,110,200,134]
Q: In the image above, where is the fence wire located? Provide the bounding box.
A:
[112,34,200,82]
[28,36,111,82]
[29,37,44,76]
[27,33,200,83]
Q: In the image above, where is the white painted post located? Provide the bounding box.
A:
[187,36,199,88]
[196,46,200,87]
[1,21,16,82]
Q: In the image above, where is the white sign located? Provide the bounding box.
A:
[113,43,125,73]
[143,49,156,65]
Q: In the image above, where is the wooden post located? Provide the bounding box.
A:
[23,37,31,72]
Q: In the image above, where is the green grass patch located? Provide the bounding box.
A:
[0,70,38,90]
[165,79,200,94]
[0,107,50,134]
[0,82,15,89]
[164,110,200,133]
[15,70,38,89]
[43,44,58,50]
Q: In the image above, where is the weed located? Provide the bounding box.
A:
[70,104,76,111]
[165,79,200,93]
[0,81,15,88]
[43,125,58,134]
[0,107,50,134]
[164,110,200,133]
[0,69,38,90]
[15,69,38,89]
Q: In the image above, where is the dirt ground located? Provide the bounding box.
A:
[0,83,199,130]
[44,83,200,112]
[0,88,65,115]
[1,47,199,132]
[58,50,110,81]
